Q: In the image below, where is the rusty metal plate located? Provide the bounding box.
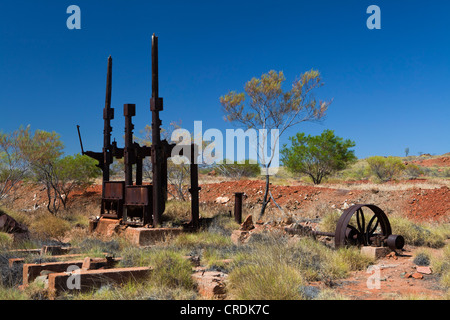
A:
[103,181,125,200]
[125,185,152,206]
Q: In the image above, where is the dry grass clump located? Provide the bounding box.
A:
[227,232,373,300]
[28,213,71,242]
[389,216,448,248]
[0,232,12,247]
[67,247,197,300]
[431,244,450,290]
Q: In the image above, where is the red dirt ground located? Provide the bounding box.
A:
[4,175,449,300]
[409,155,450,168]
[196,179,449,223]
[8,174,449,224]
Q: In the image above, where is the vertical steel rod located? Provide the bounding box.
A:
[151,33,162,227]
[189,144,200,229]
[102,56,113,183]
[124,104,135,186]
[234,192,244,224]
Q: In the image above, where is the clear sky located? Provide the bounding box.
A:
[1,0,449,160]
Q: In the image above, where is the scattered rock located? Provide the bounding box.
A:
[192,270,228,299]
[215,196,230,204]
[82,257,92,270]
[416,266,432,274]
[386,252,398,260]
[240,215,254,231]
[412,272,424,279]
[231,230,251,245]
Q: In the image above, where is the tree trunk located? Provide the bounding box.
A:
[259,173,271,219]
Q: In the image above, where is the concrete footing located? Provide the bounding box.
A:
[360,246,391,259]
[92,217,184,246]
[123,227,183,246]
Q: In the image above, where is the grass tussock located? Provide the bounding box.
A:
[67,247,197,300]
[227,233,374,300]
[431,244,450,290]
[389,216,448,248]
[0,284,28,300]
[0,232,12,247]
[29,213,71,241]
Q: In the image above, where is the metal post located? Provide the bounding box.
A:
[150,33,164,227]
[234,192,244,224]
[189,144,200,229]
[102,55,114,183]
[124,104,136,186]
[135,156,143,186]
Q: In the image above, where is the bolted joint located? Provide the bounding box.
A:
[123,104,136,116]
[150,97,163,111]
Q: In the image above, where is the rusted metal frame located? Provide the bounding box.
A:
[285,204,404,250]
[123,185,153,226]
[81,34,201,231]
[101,181,125,219]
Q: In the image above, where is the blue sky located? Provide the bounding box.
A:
[0,0,449,160]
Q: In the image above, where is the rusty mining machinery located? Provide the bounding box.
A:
[77,34,200,230]
[285,204,405,251]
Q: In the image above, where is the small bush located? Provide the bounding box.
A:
[366,156,405,182]
[402,164,423,180]
[413,249,431,266]
[29,214,71,241]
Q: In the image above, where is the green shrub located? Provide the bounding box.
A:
[366,156,405,182]
[413,249,431,266]
[281,129,357,184]
[402,164,423,179]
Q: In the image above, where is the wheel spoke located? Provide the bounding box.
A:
[356,209,365,234]
[366,214,379,240]
[368,217,379,236]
